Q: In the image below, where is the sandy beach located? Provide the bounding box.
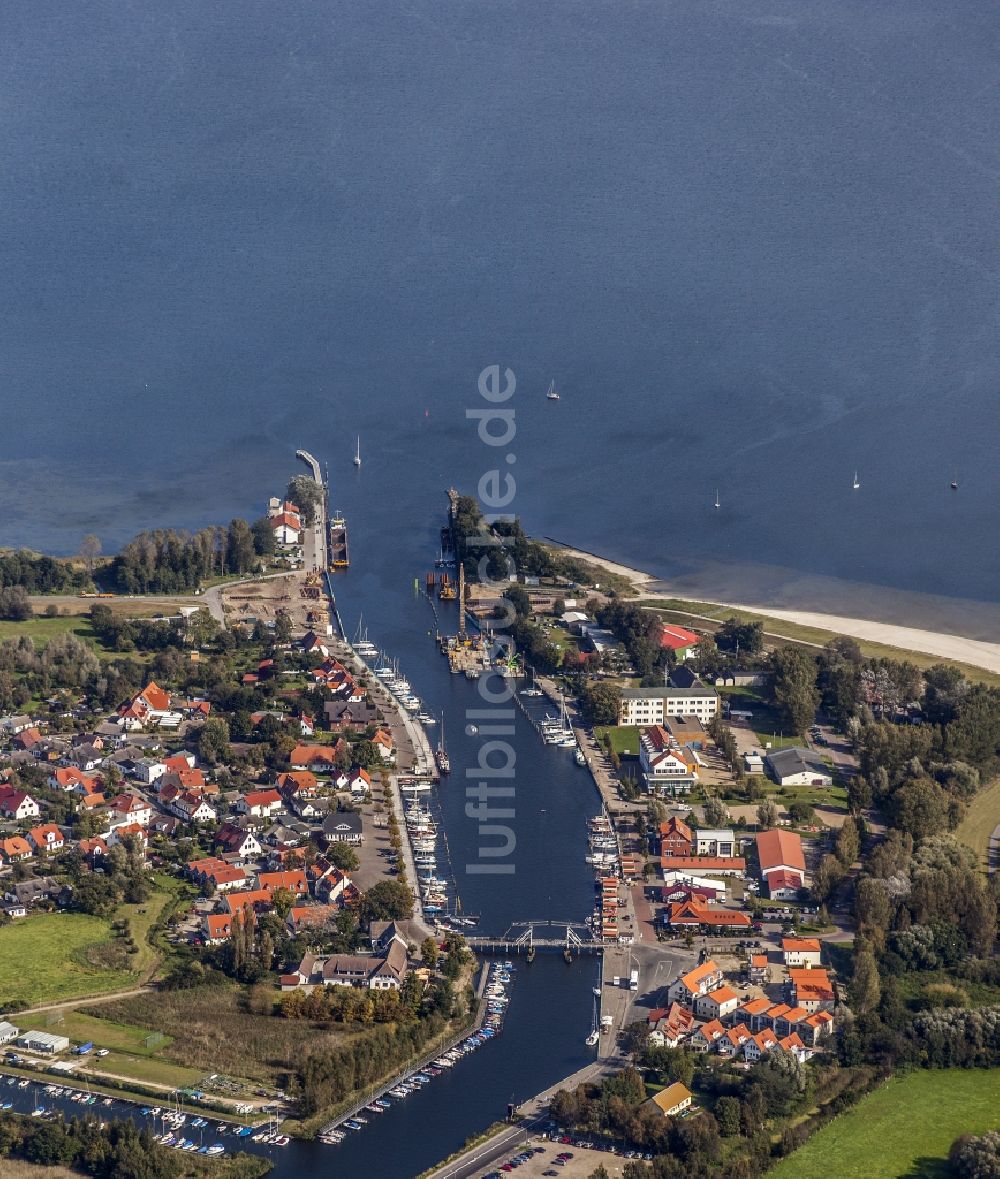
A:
[552,544,1000,675]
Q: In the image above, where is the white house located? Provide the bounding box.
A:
[765,747,833,787]
[782,938,823,969]
[694,828,737,857]
[639,726,698,796]
[618,684,719,726]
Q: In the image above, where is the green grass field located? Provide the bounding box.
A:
[0,616,100,645]
[956,776,1000,871]
[43,1010,172,1056]
[0,913,136,1005]
[772,1069,1000,1178]
[594,725,642,757]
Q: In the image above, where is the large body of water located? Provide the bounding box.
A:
[2,2,999,1173]
[3,1,1000,631]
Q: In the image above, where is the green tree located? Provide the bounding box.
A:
[420,937,440,969]
[198,716,231,765]
[580,682,622,727]
[756,799,778,829]
[891,775,951,841]
[324,842,360,872]
[716,618,764,656]
[715,1094,742,1137]
[226,518,257,574]
[849,943,881,1014]
[769,648,820,734]
[835,815,861,866]
[251,516,276,558]
[703,795,729,828]
[359,880,414,923]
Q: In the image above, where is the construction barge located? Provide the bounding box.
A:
[328,509,350,569]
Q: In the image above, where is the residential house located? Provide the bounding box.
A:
[298,631,330,658]
[215,823,263,861]
[287,904,337,933]
[78,837,108,861]
[12,727,43,753]
[689,1021,726,1053]
[647,1003,695,1048]
[203,913,233,945]
[313,867,353,906]
[27,824,64,853]
[348,768,371,797]
[618,683,719,726]
[666,960,724,1008]
[659,816,693,857]
[118,681,181,729]
[134,759,169,786]
[280,937,408,992]
[0,786,40,821]
[236,789,284,819]
[695,984,741,1021]
[782,937,822,969]
[223,889,273,918]
[107,823,148,850]
[174,791,217,824]
[0,715,33,735]
[322,812,363,845]
[0,837,33,863]
[187,858,248,892]
[323,699,379,730]
[639,726,699,796]
[718,1024,753,1057]
[270,510,302,547]
[110,793,152,828]
[289,744,343,772]
[258,869,307,898]
[276,770,319,799]
[694,828,737,857]
[372,729,394,763]
[756,829,807,897]
[788,968,836,1012]
[743,1029,779,1063]
[649,1082,693,1117]
[765,747,833,787]
[748,954,770,984]
[49,767,100,794]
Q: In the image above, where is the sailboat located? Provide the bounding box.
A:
[714,488,721,510]
[435,713,451,775]
[950,471,959,490]
[353,436,362,467]
[520,665,543,697]
[852,470,861,490]
[546,380,560,401]
[585,992,600,1046]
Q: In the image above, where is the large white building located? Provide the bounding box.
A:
[619,683,720,726]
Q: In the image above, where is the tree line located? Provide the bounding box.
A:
[107,520,273,593]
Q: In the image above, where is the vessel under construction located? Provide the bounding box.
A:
[329,510,350,569]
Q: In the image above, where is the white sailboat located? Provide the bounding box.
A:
[353,436,362,467]
[714,488,721,509]
[852,470,860,490]
[546,380,560,401]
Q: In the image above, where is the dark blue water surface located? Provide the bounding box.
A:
[3,0,1000,628]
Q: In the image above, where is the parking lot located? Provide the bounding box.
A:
[477,1136,635,1178]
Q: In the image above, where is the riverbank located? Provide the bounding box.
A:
[544,541,1000,676]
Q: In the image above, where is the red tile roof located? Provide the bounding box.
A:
[756,829,806,872]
